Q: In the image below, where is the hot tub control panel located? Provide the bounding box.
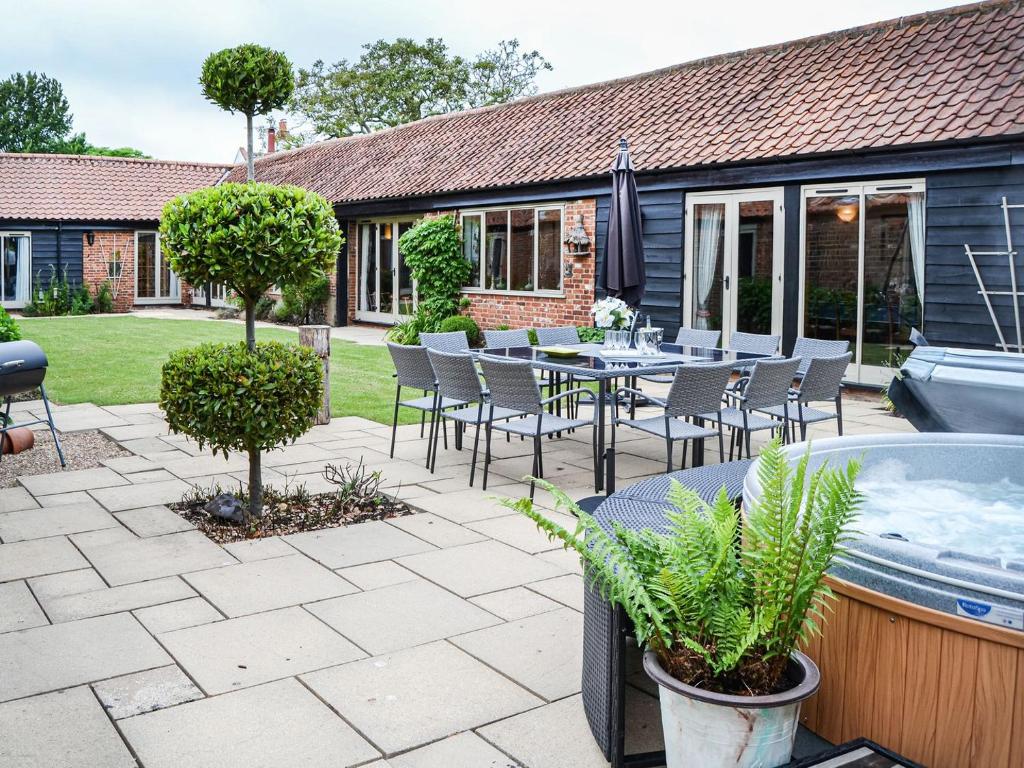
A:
[955,598,1024,630]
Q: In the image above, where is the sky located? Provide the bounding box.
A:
[1,0,956,163]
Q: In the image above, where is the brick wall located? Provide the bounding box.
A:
[82,230,193,312]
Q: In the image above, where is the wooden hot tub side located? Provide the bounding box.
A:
[800,576,1024,768]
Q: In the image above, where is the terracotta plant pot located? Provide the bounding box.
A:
[1,428,34,455]
[643,649,820,768]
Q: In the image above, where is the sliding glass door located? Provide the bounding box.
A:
[357,219,418,323]
[801,180,925,384]
[0,233,31,307]
[135,231,179,303]
[684,189,784,346]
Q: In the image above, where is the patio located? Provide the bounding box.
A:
[0,392,911,767]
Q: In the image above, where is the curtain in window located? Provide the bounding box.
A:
[907,192,926,301]
[694,206,723,330]
[15,236,30,303]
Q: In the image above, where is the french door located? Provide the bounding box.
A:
[683,188,784,347]
[0,232,31,308]
[193,283,229,307]
[357,220,418,323]
[135,231,179,303]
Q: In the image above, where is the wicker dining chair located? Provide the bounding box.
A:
[728,331,781,356]
[534,326,581,346]
[478,355,597,498]
[419,331,470,353]
[426,349,524,485]
[638,327,722,385]
[759,352,851,440]
[791,336,850,377]
[613,361,734,471]
[708,356,801,459]
[483,328,532,348]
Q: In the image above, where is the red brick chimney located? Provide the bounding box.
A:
[267,125,276,154]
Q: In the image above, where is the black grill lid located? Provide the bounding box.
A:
[0,340,49,374]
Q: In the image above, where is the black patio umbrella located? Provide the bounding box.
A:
[603,138,645,308]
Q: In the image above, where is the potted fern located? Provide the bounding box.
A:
[508,439,861,768]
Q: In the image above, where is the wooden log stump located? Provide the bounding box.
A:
[299,325,331,425]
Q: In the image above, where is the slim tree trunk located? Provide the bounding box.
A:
[245,300,256,351]
[247,446,262,522]
[245,113,255,181]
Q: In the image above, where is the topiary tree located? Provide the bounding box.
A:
[398,215,471,328]
[159,183,342,520]
[200,44,293,181]
[160,183,342,349]
[161,342,323,521]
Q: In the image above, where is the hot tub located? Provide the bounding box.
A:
[742,433,1024,767]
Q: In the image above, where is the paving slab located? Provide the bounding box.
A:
[0,502,118,542]
[183,554,357,617]
[102,455,160,474]
[76,530,236,586]
[302,640,541,755]
[336,561,419,590]
[88,478,192,512]
[387,732,518,768]
[0,537,89,583]
[386,512,487,548]
[285,519,435,569]
[120,678,379,768]
[535,547,583,575]
[307,579,501,654]
[0,686,136,768]
[262,442,336,467]
[0,612,170,701]
[397,540,567,597]
[92,665,202,719]
[40,577,196,623]
[114,505,194,536]
[159,452,250,479]
[118,436,181,455]
[407,488,521,524]
[133,597,223,634]
[466,512,577,554]
[101,422,169,441]
[159,606,365,694]
[28,568,105,600]
[46,403,130,433]
[0,581,48,633]
[126,469,178,484]
[469,586,561,622]
[221,535,296,562]
[19,467,129,496]
[0,486,38,513]
[527,573,584,612]
[69,525,137,547]
[451,607,583,701]
[37,491,101,508]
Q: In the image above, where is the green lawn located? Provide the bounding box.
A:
[21,315,411,425]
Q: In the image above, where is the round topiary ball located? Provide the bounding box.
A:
[160,341,324,457]
[438,315,481,347]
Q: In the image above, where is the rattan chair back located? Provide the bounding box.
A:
[665,361,734,417]
[796,353,851,402]
[419,331,470,353]
[478,355,542,414]
[535,326,581,346]
[387,343,435,390]
[483,329,531,348]
[427,349,484,403]
[741,357,801,410]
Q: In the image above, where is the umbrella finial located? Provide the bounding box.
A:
[618,137,628,151]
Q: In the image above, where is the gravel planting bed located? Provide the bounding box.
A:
[0,430,129,487]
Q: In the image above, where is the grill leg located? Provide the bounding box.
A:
[39,385,66,468]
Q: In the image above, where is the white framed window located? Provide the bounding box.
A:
[134,231,180,303]
[799,179,926,384]
[460,204,564,295]
[0,232,31,308]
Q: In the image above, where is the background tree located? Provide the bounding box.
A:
[200,44,294,180]
[0,72,73,152]
[56,132,149,158]
[289,38,550,138]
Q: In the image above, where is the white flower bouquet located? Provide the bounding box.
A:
[591,296,634,330]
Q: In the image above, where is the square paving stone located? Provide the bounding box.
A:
[133,597,223,634]
[102,455,160,474]
[0,502,119,542]
[159,606,365,694]
[397,540,567,597]
[536,547,583,575]
[0,612,170,702]
[336,561,419,590]
[183,554,357,617]
[76,530,236,586]
[28,569,105,600]
[406,489,515,524]
[160,453,250,479]
[221,535,296,562]
[88,478,192,512]
[101,422,169,441]
[451,607,583,701]
[387,732,516,768]
[285,519,435,569]
[0,537,88,583]
[40,577,196,623]
[0,686,136,768]
[0,581,48,633]
[118,437,180,455]
[92,665,202,719]
[69,525,136,547]
[386,512,486,548]
[114,506,194,537]
[527,574,584,612]
[466,512,577,554]
[307,579,501,654]
[37,491,100,508]
[301,641,541,755]
[469,586,561,622]
[19,467,128,497]
[262,442,335,467]
[120,678,379,768]
[0,486,38,513]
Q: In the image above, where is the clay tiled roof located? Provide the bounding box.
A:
[0,154,232,222]
[241,0,1024,205]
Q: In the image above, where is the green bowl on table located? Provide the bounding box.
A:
[537,346,580,358]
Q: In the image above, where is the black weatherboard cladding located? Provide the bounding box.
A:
[2,223,85,289]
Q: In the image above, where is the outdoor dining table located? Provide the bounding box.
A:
[472,343,772,492]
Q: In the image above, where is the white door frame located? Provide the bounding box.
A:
[798,179,925,385]
[0,231,31,309]
[134,231,180,304]
[356,219,419,324]
[683,187,785,347]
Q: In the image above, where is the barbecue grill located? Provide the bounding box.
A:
[0,340,66,467]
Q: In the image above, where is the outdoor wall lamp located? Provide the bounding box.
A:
[86,231,95,246]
